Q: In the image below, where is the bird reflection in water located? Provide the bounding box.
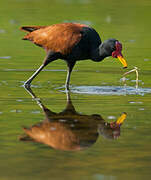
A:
[20,87,127,151]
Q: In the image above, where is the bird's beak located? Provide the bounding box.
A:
[115,112,127,125]
[110,112,127,129]
[117,55,128,69]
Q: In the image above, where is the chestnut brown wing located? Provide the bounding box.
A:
[22,23,87,55]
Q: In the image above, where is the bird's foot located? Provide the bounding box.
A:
[65,84,70,92]
[23,82,31,90]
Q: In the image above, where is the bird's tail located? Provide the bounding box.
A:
[20,26,47,32]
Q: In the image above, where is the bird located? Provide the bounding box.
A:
[20,87,127,151]
[20,22,128,90]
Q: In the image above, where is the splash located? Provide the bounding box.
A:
[69,86,151,96]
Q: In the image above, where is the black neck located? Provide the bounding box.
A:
[91,42,110,62]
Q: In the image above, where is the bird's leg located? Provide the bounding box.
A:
[24,85,44,109]
[24,64,45,88]
[24,51,58,87]
[65,62,75,90]
[65,90,76,113]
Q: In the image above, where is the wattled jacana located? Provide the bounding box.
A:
[20,23,128,89]
[20,87,126,150]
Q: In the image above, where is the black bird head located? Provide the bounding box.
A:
[102,38,128,68]
[98,112,127,139]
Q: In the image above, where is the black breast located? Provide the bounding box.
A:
[63,26,102,61]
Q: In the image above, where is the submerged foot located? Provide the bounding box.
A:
[65,84,70,91]
[23,82,31,89]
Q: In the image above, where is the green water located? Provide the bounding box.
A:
[0,0,151,179]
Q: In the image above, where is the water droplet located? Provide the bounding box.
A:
[16,99,23,102]
[31,110,41,114]
[107,116,116,120]
[129,101,135,104]
[139,108,145,111]
[129,101,143,104]
[10,109,22,113]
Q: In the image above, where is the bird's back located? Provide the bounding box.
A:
[20,23,101,59]
[21,23,87,54]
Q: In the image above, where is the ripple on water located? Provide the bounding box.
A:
[0,56,11,59]
[68,86,151,96]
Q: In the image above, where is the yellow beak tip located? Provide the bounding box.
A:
[123,66,127,69]
[117,55,128,68]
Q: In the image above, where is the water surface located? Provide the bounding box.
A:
[0,0,151,179]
